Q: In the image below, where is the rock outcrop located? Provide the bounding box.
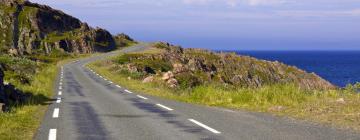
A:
[116,42,336,90]
[0,0,116,55]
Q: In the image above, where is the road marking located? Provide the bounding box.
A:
[59,82,62,85]
[59,86,62,90]
[56,98,61,103]
[188,119,221,134]
[116,85,121,88]
[125,90,132,93]
[99,76,103,78]
[137,95,148,100]
[156,104,173,111]
[53,108,59,118]
[109,81,113,84]
[58,91,62,95]
[104,78,108,81]
[48,129,57,140]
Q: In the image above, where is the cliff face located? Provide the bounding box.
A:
[115,42,335,90]
[0,0,115,55]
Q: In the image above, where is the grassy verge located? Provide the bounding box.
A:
[88,53,360,132]
[0,54,89,140]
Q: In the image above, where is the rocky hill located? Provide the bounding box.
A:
[115,42,335,90]
[114,33,136,48]
[0,0,116,56]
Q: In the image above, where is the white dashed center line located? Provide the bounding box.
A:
[137,95,148,100]
[56,98,61,103]
[188,119,221,134]
[58,91,62,95]
[52,108,60,118]
[59,86,62,90]
[125,90,132,93]
[156,104,173,111]
[48,129,57,140]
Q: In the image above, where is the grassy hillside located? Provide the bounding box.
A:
[88,44,360,131]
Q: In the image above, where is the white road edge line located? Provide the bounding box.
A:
[137,95,148,100]
[116,85,121,88]
[188,119,221,134]
[56,98,61,103]
[156,104,173,111]
[58,91,62,95]
[125,90,132,93]
[48,129,57,140]
[53,108,59,118]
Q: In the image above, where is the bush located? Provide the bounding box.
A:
[176,73,201,89]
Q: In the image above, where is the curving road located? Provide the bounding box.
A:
[35,45,360,140]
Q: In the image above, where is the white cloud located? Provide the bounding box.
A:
[276,9,360,18]
[182,0,287,6]
[183,0,211,5]
[246,0,286,6]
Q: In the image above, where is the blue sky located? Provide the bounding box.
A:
[32,0,360,50]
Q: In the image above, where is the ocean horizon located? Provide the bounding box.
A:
[217,50,360,87]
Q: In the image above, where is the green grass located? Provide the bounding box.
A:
[89,53,360,132]
[0,63,57,140]
[44,29,82,43]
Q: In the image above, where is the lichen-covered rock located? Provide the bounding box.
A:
[167,78,178,88]
[142,76,154,83]
[162,71,174,81]
[0,0,116,55]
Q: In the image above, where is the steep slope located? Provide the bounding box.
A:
[0,0,115,56]
[114,42,335,90]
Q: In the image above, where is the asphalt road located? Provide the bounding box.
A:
[35,45,360,140]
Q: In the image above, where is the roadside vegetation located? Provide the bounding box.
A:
[88,44,360,132]
[0,52,87,140]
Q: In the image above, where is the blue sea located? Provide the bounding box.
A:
[231,51,360,87]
